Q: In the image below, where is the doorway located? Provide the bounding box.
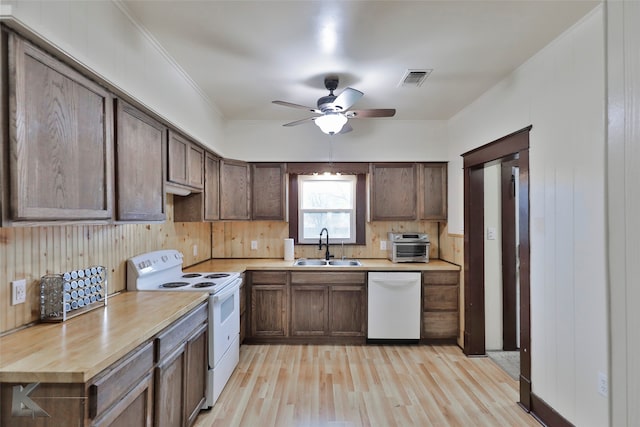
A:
[461,126,531,410]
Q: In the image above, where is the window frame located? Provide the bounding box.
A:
[288,172,366,245]
[297,174,357,244]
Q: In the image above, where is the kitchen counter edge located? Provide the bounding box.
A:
[0,292,209,383]
[186,258,460,272]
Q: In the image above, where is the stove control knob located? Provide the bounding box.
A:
[162,255,168,262]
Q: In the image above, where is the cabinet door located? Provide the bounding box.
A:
[290,285,328,336]
[329,285,366,336]
[204,153,220,221]
[167,130,188,186]
[250,284,288,337]
[7,34,113,221]
[422,271,459,339]
[167,131,204,190]
[251,163,286,220]
[155,344,186,427]
[370,163,417,220]
[220,159,250,220]
[184,324,207,427]
[115,100,167,221]
[419,163,447,220]
[92,373,153,427]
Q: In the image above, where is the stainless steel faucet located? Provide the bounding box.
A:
[319,228,331,260]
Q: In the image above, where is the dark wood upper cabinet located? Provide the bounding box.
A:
[203,153,220,221]
[369,163,417,221]
[418,163,448,220]
[251,163,286,220]
[115,100,167,222]
[5,33,114,222]
[173,151,220,222]
[220,159,250,220]
[167,130,204,190]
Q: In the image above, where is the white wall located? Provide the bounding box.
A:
[3,0,226,154]
[447,6,607,427]
[484,164,503,351]
[607,2,640,426]
[223,119,449,162]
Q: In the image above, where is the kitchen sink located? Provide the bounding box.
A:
[327,260,362,266]
[293,259,362,267]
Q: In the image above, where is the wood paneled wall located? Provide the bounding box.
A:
[0,196,211,334]
[212,220,440,260]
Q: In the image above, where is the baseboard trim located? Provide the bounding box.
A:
[530,393,574,427]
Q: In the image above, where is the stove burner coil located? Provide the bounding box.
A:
[160,282,190,288]
[182,273,202,278]
[192,282,216,288]
[205,273,230,279]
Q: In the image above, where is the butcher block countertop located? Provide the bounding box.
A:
[0,292,208,383]
[186,258,460,273]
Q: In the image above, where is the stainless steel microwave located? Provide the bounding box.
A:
[387,232,430,263]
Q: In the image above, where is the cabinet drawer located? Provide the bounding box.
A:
[290,272,365,285]
[89,341,154,419]
[156,302,207,361]
[422,271,459,286]
[423,286,459,311]
[423,312,459,339]
[251,271,287,284]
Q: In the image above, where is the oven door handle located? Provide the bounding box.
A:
[213,278,241,303]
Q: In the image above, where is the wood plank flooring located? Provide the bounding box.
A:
[194,344,540,427]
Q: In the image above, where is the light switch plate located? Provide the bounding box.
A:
[251,240,258,250]
[380,240,387,250]
[487,227,497,240]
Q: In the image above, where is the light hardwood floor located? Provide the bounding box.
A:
[194,344,540,427]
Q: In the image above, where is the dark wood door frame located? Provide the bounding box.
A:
[461,125,532,410]
[501,158,519,351]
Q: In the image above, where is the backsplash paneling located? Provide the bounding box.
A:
[212,220,441,260]
[0,196,211,334]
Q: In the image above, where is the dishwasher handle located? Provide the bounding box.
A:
[369,278,419,288]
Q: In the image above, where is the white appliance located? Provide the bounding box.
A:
[367,272,422,342]
[126,250,241,408]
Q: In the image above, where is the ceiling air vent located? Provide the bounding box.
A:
[399,69,432,87]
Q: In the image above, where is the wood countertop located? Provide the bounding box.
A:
[186,258,460,273]
[0,291,208,383]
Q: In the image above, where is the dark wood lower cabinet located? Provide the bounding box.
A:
[422,271,460,340]
[329,285,366,337]
[155,305,207,427]
[0,303,207,427]
[291,285,329,336]
[250,272,288,337]
[247,271,366,344]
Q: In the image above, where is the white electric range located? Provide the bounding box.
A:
[126,249,241,408]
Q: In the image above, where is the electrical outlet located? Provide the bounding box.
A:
[597,372,608,397]
[380,240,387,250]
[193,245,198,257]
[251,240,258,250]
[11,279,27,305]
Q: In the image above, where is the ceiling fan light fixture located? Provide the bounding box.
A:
[314,113,348,134]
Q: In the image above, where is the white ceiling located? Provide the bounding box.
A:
[120,0,599,123]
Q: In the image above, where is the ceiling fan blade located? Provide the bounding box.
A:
[347,109,396,118]
[332,87,363,111]
[272,100,320,113]
[282,117,315,127]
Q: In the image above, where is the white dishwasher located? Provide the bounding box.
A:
[367,272,422,342]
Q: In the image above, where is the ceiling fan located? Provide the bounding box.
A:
[272,76,396,135]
